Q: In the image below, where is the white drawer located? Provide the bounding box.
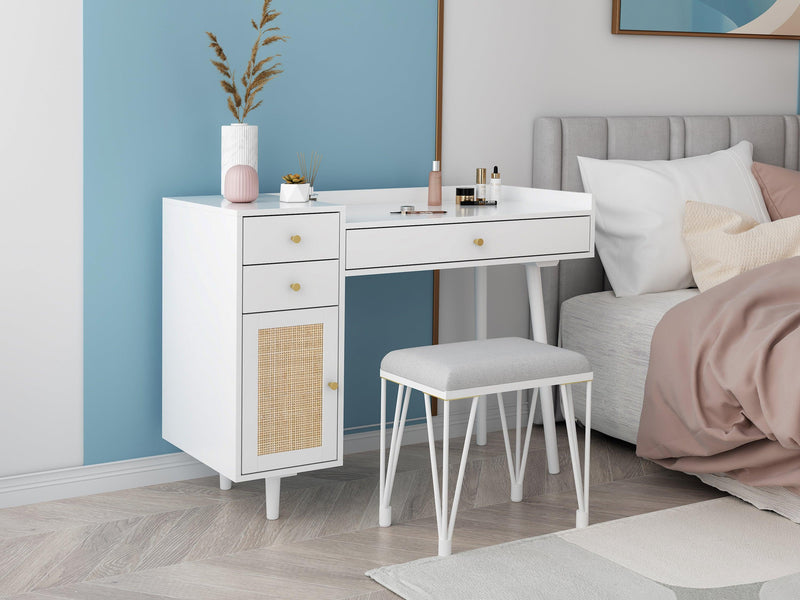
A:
[243,213,340,265]
[243,260,339,313]
[346,216,591,271]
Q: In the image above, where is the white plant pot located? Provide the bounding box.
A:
[221,123,258,195]
[280,183,311,203]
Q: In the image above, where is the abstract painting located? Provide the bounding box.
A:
[613,0,800,39]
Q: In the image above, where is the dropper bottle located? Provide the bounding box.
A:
[488,165,501,204]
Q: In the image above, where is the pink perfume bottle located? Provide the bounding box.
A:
[428,160,442,206]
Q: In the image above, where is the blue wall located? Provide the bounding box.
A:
[84,0,436,464]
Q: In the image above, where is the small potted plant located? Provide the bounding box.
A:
[280,173,310,203]
[207,0,287,194]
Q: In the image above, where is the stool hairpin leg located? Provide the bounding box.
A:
[425,394,479,556]
[582,381,592,525]
[497,388,539,502]
[379,381,411,527]
[560,383,591,528]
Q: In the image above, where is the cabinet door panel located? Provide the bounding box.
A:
[241,307,339,475]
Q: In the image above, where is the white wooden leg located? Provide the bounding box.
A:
[265,477,281,520]
[426,396,479,557]
[525,262,560,474]
[497,389,539,502]
[475,266,488,446]
[380,383,411,527]
[219,474,232,491]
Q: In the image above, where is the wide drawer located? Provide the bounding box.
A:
[346,216,591,270]
[243,213,340,265]
[243,260,339,313]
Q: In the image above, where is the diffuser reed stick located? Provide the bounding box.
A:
[298,152,322,187]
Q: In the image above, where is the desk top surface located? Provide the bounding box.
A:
[165,186,592,228]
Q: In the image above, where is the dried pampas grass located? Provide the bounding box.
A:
[206,0,287,123]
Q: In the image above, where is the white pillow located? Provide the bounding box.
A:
[577,141,770,297]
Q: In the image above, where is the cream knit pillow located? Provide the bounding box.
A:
[683,201,800,292]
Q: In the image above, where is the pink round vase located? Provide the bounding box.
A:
[224,164,259,203]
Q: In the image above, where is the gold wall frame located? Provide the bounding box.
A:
[432,0,444,415]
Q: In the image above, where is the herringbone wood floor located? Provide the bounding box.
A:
[0,426,723,599]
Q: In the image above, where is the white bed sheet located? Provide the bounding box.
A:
[559,289,698,444]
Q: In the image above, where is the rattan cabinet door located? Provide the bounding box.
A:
[241,306,339,475]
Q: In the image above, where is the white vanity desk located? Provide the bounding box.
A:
[162,185,593,519]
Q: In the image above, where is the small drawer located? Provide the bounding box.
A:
[346,216,591,271]
[243,213,340,265]
[243,260,339,313]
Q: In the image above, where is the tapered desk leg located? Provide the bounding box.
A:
[525,262,560,474]
[265,477,281,520]
[474,266,488,446]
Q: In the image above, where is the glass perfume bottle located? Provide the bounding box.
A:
[428,160,442,206]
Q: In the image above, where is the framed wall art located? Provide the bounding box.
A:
[613,0,800,40]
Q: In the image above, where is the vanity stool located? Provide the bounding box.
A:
[377,337,592,556]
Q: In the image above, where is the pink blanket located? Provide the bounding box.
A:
[636,256,800,492]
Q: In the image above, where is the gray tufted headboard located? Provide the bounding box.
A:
[532,115,800,337]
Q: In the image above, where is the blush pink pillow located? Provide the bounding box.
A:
[751,161,800,221]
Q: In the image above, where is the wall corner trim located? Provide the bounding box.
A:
[0,452,215,509]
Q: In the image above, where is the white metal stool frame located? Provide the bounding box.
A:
[378,370,593,556]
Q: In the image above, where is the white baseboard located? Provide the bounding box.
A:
[0,452,215,509]
[0,402,527,509]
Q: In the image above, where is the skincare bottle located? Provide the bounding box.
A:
[488,166,501,204]
[475,168,487,204]
[428,160,442,206]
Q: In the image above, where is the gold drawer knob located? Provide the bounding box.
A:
[290,283,301,292]
[290,235,302,244]
[328,382,338,391]
[473,238,484,247]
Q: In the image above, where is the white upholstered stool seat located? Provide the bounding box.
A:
[378,337,593,556]
[381,337,591,399]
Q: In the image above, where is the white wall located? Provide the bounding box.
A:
[0,0,83,476]
[438,0,799,345]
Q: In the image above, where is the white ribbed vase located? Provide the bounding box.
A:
[221,123,258,195]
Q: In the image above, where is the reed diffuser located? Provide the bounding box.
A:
[299,152,322,199]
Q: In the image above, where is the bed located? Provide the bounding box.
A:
[533,115,800,521]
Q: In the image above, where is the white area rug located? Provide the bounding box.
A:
[367,498,800,599]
